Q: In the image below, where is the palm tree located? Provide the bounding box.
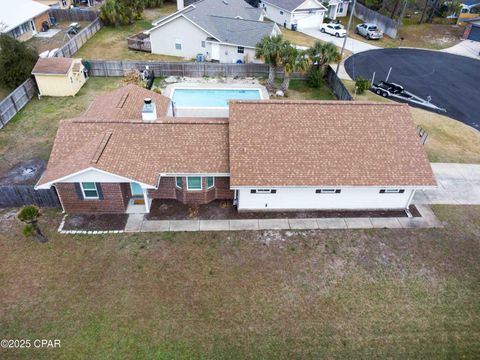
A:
[307,41,341,74]
[99,0,129,27]
[255,35,285,89]
[17,205,47,243]
[279,43,310,92]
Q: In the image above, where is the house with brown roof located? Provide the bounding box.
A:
[32,57,88,97]
[35,85,436,214]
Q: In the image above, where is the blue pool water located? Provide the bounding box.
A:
[172,88,261,108]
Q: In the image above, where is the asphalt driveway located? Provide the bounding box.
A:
[344,48,480,129]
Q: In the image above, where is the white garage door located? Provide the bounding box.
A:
[295,12,325,29]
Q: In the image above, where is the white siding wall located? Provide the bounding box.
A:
[150,16,209,58]
[218,44,259,63]
[237,187,415,211]
[261,2,293,28]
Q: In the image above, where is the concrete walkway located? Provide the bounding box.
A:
[414,163,480,205]
[124,205,441,233]
[300,27,380,54]
[441,40,480,60]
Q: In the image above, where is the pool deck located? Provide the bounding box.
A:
[164,82,269,118]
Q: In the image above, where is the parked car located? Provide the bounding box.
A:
[320,23,347,37]
[355,23,383,40]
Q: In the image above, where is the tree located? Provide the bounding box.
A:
[100,0,144,26]
[0,34,38,89]
[17,206,48,243]
[279,43,309,92]
[307,41,341,74]
[255,35,285,89]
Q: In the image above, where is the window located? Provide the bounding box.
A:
[62,0,67,6]
[316,189,341,194]
[81,182,99,199]
[237,46,244,54]
[207,176,214,189]
[379,189,405,194]
[175,40,182,50]
[251,189,276,194]
[280,10,284,15]
[187,176,202,190]
[201,40,206,48]
[175,177,183,189]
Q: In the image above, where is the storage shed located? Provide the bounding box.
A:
[32,57,87,97]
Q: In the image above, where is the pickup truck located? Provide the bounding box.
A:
[355,23,383,40]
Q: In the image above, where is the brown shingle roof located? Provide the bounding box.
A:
[83,84,171,121]
[32,57,74,75]
[228,100,436,187]
[37,118,229,187]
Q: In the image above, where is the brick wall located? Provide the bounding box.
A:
[56,183,128,214]
[34,12,51,33]
[148,176,234,205]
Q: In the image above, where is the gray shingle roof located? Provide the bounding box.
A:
[262,0,314,12]
[151,0,276,47]
[195,15,276,47]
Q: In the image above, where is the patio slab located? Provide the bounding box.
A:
[229,219,259,231]
[288,218,319,230]
[124,214,144,232]
[258,219,290,230]
[141,220,170,232]
[169,220,200,232]
[370,217,403,229]
[344,218,373,229]
[199,220,230,231]
[316,218,347,229]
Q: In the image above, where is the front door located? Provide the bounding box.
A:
[211,43,220,61]
[130,182,143,197]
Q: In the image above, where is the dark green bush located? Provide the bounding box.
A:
[355,76,371,94]
[306,67,324,89]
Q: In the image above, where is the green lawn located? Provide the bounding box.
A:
[0,205,479,359]
[286,79,336,100]
[75,5,183,61]
[0,77,123,177]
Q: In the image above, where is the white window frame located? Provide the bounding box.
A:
[175,39,182,50]
[207,176,215,189]
[380,189,405,194]
[316,189,341,194]
[80,182,99,199]
[187,176,202,191]
[237,46,244,54]
[175,176,183,189]
[251,189,276,194]
[201,40,206,48]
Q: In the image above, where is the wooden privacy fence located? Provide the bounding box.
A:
[325,66,353,101]
[354,3,399,38]
[86,60,274,78]
[55,17,103,58]
[0,186,60,208]
[0,78,37,129]
[49,8,99,22]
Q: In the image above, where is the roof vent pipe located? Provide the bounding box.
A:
[142,98,157,121]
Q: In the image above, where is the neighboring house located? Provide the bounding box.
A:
[327,0,349,18]
[0,0,51,41]
[34,0,72,8]
[144,0,280,63]
[32,58,88,97]
[36,85,437,214]
[458,1,480,24]
[259,0,327,30]
[462,16,480,41]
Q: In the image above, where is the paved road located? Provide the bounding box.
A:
[301,27,380,53]
[344,48,480,129]
[414,163,480,205]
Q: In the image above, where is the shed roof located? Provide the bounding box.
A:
[228,100,436,188]
[32,57,74,75]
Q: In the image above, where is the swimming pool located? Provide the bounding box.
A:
[171,88,262,108]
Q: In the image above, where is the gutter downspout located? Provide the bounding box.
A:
[405,189,416,217]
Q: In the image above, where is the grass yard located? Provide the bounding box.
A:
[346,16,464,50]
[75,5,183,61]
[285,79,336,100]
[343,80,480,164]
[1,205,479,359]
[0,77,123,178]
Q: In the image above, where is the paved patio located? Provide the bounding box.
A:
[124,205,441,232]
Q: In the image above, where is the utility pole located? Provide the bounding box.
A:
[335,0,357,76]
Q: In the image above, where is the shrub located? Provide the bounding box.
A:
[355,76,371,94]
[17,205,40,224]
[0,34,38,89]
[306,67,324,89]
